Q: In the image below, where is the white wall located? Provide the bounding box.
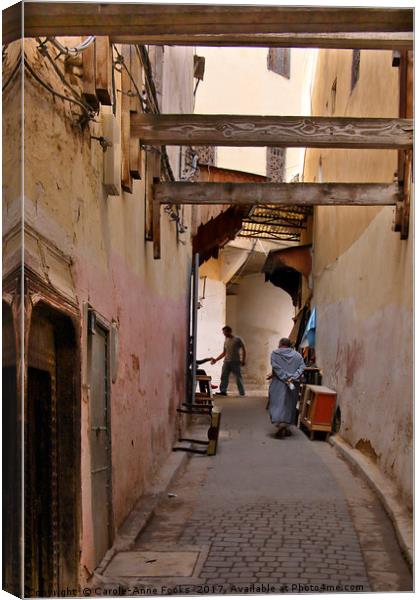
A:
[195,47,317,180]
[226,273,295,385]
[196,276,226,385]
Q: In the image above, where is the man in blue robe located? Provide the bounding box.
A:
[267,338,306,438]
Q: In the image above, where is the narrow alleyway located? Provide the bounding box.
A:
[97,394,412,594]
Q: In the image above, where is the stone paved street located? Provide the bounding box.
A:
[100,394,412,594]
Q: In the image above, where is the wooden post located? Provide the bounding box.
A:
[152,179,161,259]
[394,49,413,238]
[120,44,132,193]
[129,45,142,180]
[82,40,99,110]
[145,150,161,240]
[400,50,413,240]
[95,36,112,106]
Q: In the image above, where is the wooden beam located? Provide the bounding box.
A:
[3,2,22,45]
[129,45,142,180]
[111,32,412,51]
[82,40,99,110]
[152,183,161,259]
[120,45,132,193]
[395,50,413,238]
[145,150,161,240]
[132,115,413,150]
[21,5,413,46]
[95,36,112,106]
[154,182,400,207]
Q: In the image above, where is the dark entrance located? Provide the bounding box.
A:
[3,301,21,597]
[25,302,80,597]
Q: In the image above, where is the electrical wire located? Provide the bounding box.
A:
[2,51,22,92]
[24,56,95,119]
[36,38,85,102]
[47,36,95,57]
[112,45,147,113]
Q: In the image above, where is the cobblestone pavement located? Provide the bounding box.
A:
[100,394,412,594]
[178,500,369,591]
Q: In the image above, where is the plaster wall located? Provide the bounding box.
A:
[2,40,22,265]
[304,49,412,507]
[226,274,294,385]
[196,274,226,386]
[20,39,196,575]
[194,47,317,180]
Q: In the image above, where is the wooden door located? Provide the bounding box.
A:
[26,315,57,597]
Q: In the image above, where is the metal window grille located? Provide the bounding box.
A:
[266,147,286,182]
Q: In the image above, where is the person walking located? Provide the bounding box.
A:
[267,337,305,438]
[211,326,246,396]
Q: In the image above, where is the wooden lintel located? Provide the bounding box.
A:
[110,32,413,50]
[131,115,412,149]
[19,4,413,47]
[154,182,400,207]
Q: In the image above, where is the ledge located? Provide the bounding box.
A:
[329,434,413,569]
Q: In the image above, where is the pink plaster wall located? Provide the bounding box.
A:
[76,251,188,574]
[22,39,194,580]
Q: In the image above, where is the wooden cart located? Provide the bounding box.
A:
[299,384,337,440]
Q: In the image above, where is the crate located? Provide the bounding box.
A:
[299,384,337,440]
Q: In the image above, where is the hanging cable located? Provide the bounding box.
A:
[35,38,85,102]
[24,57,95,121]
[2,51,22,92]
[46,36,95,58]
[112,45,147,113]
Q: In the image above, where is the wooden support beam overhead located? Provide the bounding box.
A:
[132,115,413,150]
[154,182,400,207]
[4,5,413,48]
[110,32,413,51]
[20,4,413,42]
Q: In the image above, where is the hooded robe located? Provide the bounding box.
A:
[268,347,306,425]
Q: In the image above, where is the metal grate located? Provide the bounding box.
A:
[239,204,312,242]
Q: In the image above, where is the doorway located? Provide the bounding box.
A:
[25,302,80,596]
[88,310,113,568]
[3,301,21,597]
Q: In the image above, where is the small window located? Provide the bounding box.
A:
[351,50,361,92]
[267,48,291,79]
[195,146,216,166]
[266,147,286,182]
